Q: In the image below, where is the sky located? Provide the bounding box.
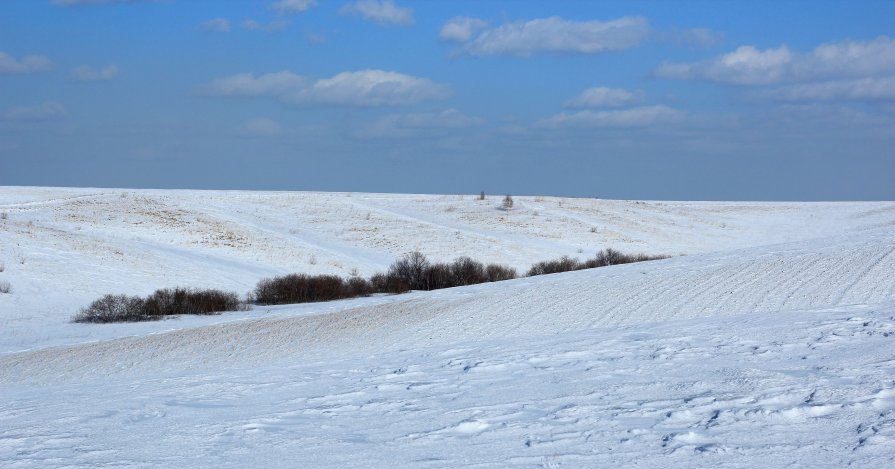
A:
[0,0,893,200]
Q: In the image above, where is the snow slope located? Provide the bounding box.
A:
[1,187,894,467]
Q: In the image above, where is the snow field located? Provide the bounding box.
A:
[1,187,895,467]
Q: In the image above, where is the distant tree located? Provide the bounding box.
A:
[502,195,514,210]
[388,251,430,290]
[478,191,486,200]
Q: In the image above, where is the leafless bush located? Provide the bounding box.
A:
[72,288,244,323]
[0,261,4,273]
[590,248,667,267]
[451,257,487,286]
[142,287,243,316]
[527,256,581,276]
[485,264,517,282]
[254,274,348,305]
[72,294,151,323]
[422,262,453,290]
[0,212,7,220]
[502,195,514,210]
[387,251,430,291]
[370,272,410,294]
[528,249,669,277]
[346,276,373,297]
[478,191,486,200]
[0,280,10,294]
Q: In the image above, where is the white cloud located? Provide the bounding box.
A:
[206,71,306,97]
[240,117,283,137]
[340,0,413,26]
[242,18,290,32]
[71,65,119,82]
[0,52,52,74]
[286,70,449,106]
[357,109,483,138]
[565,87,645,108]
[753,76,895,102]
[537,105,684,128]
[656,36,895,85]
[3,102,67,121]
[199,18,231,33]
[440,17,488,43]
[205,70,449,107]
[271,0,316,14]
[456,16,650,57]
[674,28,724,48]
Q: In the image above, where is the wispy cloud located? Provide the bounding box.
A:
[205,69,449,107]
[3,101,67,121]
[270,0,316,14]
[206,71,307,97]
[242,18,290,33]
[537,105,684,128]
[656,36,895,85]
[0,52,52,74]
[565,87,645,108]
[667,28,724,48]
[198,18,231,33]
[440,17,488,42]
[356,109,483,139]
[71,65,119,82]
[340,0,413,27]
[449,16,650,56]
[752,76,895,102]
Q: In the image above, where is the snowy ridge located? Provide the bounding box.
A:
[2,224,893,383]
[2,187,894,354]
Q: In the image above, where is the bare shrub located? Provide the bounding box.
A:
[370,272,410,294]
[72,294,149,323]
[502,195,514,210]
[423,262,454,290]
[591,248,667,267]
[485,264,517,282]
[528,249,669,276]
[73,287,244,323]
[0,212,7,220]
[527,256,582,277]
[387,251,430,291]
[0,261,4,273]
[478,191,486,200]
[254,274,348,305]
[0,280,10,294]
[346,276,373,297]
[142,287,242,316]
[451,257,487,286]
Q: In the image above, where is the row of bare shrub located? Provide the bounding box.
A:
[252,253,518,305]
[72,287,244,323]
[74,249,667,322]
[526,248,668,277]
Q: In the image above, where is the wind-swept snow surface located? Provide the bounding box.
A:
[1,187,894,467]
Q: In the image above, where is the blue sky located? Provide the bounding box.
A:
[1,0,893,200]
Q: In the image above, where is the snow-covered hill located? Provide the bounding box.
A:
[1,187,894,467]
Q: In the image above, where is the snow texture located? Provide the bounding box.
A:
[1,187,894,467]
